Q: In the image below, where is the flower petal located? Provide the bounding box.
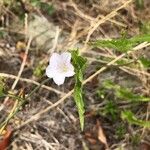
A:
[49,53,61,67]
[64,64,75,77]
[53,75,65,85]
[46,65,56,78]
[46,52,75,85]
[65,70,75,77]
[61,52,71,63]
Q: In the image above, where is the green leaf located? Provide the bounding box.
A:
[40,3,54,15]
[102,80,119,90]
[135,0,144,9]
[102,101,118,121]
[121,110,150,127]
[0,31,6,38]
[30,0,41,7]
[71,50,87,131]
[140,57,150,68]
[140,21,150,34]
[90,34,150,52]
[0,78,5,97]
[30,0,54,15]
[130,34,150,43]
[102,80,150,102]
[91,38,133,52]
[116,124,126,139]
[33,63,46,78]
[116,88,150,102]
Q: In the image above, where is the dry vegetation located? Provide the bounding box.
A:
[0,0,150,150]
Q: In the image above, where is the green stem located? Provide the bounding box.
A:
[0,78,50,130]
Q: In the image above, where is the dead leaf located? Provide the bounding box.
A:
[140,142,150,150]
[97,120,109,149]
[0,128,13,150]
[16,41,26,50]
[87,137,97,144]
[19,51,27,61]
[84,132,92,138]
[19,52,30,65]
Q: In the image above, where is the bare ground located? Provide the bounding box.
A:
[0,0,150,150]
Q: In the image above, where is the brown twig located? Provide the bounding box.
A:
[15,42,150,131]
[0,73,65,95]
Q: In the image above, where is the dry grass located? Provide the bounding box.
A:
[0,0,150,149]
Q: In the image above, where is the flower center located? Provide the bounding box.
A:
[61,64,68,73]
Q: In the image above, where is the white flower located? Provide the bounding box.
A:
[46,52,75,85]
